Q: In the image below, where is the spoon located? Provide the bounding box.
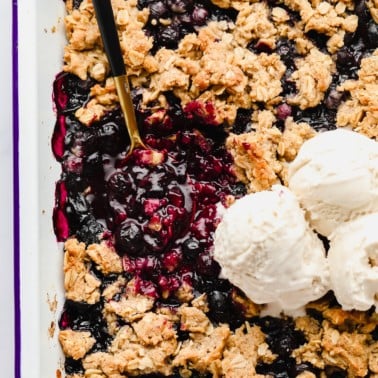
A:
[92,0,148,155]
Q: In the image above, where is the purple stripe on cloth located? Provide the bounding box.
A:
[12,0,21,377]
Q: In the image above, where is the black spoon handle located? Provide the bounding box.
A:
[92,0,125,77]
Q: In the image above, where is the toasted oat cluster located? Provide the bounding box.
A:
[54,0,378,376]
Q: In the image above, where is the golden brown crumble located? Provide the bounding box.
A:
[292,295,378,377]
[62,0,358,126]
[86,242,123,275]
[60,239,274,377]
[337,49,378,139]
[61,239,378,377]
[288,47,334,109]
[226,111,315,192]
[64,238,101,304]
[59,330,96,360]
[59,0,378,376]
[221,323,275,377]
[368,0,378,22]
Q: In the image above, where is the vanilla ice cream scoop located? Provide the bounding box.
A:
[213,185,329,314]
[328,213,378,311]
[288,129,378,236]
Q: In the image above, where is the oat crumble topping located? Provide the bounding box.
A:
[337,49,378,139]
[57,0,378,376]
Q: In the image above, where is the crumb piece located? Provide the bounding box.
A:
[294,314,373,376]
[282,0,358,49]
[49,321,56,338]
[231,290,261,318]
[278,117,316,162]
[226,110,283,192]
[102,276,127,302]
[59,330,96,360]
[175,282,195,303]
[86,242,123,275]
[337,50,378,139]
[75,79,117,126]
[132,312,177,346]
[104,294,155,323]
[288,48,334,109]
[179,306,211,334]
[321,321,370,377]
[173,325,230,375]
[370,342,378,373]
[74,98,108,126]
[368,0,378,23]
[107,312,177,375]
[322,308,372,329]
[221,323,274,377]
[293,316,325,369]
[191,294,209,313]
[297,372,317,378]
[234,2,277,48]
[47,293,58,312]
[227,111,314,192]
[63,0,151,81]
[63,239,101,304]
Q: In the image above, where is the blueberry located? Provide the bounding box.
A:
[83,151,103,177]
[276,38,297,69]
[182,237,201,259]
[196,252,221,277]
[367,21,378,48]
[294,105,337,132]
[256,317,306,357]
[256,358,295,377]
[166,0,193,14]
[191,5,209,26]
[115,219,145,256]
[65,193,89,230]
[324,89,344,110]
[149,1,168,19]
[208,290,228,311]
[306,30,328,52]
[230,183,247,198]
[355,0,370,23]
[54,73,93,114]
[276,103,292,120]
[76,215,104,244]
[107,171,135,199]
[64,357,84,374]
[63,153,83,175]
[60,300,111,353]
[174,13,192,25]
[232,108,253,134]
[69,129,98,157]
[62,173,87,194]
[210,7,238,23]
[336,47,362,75]
[72,0,84,9]
[372,325,378,340]
[137,0,155,9]
[159,26,181,48]
[97,121,125,154]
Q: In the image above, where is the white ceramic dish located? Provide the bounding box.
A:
[18,1,66,377]
[1,1,14,377]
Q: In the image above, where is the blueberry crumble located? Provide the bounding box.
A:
[54,0,378,377]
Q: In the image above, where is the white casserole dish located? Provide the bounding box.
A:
[18,1,66,377]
